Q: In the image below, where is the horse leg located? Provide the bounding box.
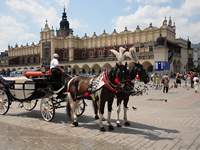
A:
[116,94,123,127]
[92,96,99,120]
[123,96,130,126]
[99,98,106,132]
[107,98,114,131]
[69,99,78,127]
[116,101,122,127]
[73,100,79,126]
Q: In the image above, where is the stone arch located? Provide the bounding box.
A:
[91,64,101,75]
[12,68,16,71]
[142,61,153,72]
[72,65,80,75]
[82,64,90,74]
[102,63,112,72]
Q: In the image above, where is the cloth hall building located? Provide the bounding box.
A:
[0,8,193,74]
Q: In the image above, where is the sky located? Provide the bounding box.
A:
[0,0,200,52]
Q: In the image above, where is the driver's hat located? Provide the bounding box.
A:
[53,53,59,58]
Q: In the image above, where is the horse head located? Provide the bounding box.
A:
[104,62,128,92]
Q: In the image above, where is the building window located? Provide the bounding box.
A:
[98,50,104,57]
[82,51,85,58]
[135,47,139,52]
[149,46,153,52]
[89,51,94,57]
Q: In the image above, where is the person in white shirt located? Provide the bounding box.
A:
[50,53,63,90]
[50,53,59,69]
[193,74,199,93]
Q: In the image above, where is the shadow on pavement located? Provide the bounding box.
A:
[80,119,179,141]
[7,110,179,141]
[7,110,95,124]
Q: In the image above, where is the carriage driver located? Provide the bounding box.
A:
[50,53,64,91]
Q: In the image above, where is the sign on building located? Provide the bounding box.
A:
[155,61,170,71]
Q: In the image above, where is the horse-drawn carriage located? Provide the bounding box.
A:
[0,71,85,121]
[0,47,150,132]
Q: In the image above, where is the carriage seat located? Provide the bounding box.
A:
[2,76,32,84]
[24,71,45,78]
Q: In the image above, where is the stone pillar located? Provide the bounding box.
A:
[69,48,74,61]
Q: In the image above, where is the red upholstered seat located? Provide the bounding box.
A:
[24,71,45,78]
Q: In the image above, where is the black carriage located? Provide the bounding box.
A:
[0,73,85,121]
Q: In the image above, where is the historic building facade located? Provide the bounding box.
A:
[0,8,193,74]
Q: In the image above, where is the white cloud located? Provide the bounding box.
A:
[182,0,200,16]
[126,0,134,3]
[6,0,59,27]
[0,0,85,51]
[136,0,173,5]
[0,16,37,51]
[55,0,70,8]
[115,0,200,43]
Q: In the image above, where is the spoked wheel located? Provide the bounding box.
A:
[0,89,10,115]
[76,99,86,117]
[40,98,55,122]
[23,100,38,111]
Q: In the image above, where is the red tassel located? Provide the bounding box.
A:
[84,92,90,97]
[114,77,120,84]
[136,74,140,80]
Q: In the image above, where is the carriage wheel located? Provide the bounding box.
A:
[23,100,38,111]
[40,98,55,122]
[76,99,86,117]
[0,89,10,115]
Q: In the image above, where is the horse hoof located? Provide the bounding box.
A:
[117,123,121,127]
[102,117,106,121]
[100,127,106,132]
[108,125,114,131]
[95,115,99,120]
[124,121,130,126]
[73,122,78,127]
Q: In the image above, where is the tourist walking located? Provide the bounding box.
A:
[162,74,170,93]
[193,74,199,93]
[176,73,181,87]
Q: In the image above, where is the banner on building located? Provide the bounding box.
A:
[155,61,170,71]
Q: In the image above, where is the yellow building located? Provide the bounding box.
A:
[0,8,193,74]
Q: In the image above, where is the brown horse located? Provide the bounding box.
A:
[66,63,128,129]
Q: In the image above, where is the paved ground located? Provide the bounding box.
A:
[0,83,200,150]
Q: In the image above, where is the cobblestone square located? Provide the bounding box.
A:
[0,84,200,150]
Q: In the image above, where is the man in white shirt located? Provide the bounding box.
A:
[193,74,199,93]
[50,53,59,69]
[50,53,63,90]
